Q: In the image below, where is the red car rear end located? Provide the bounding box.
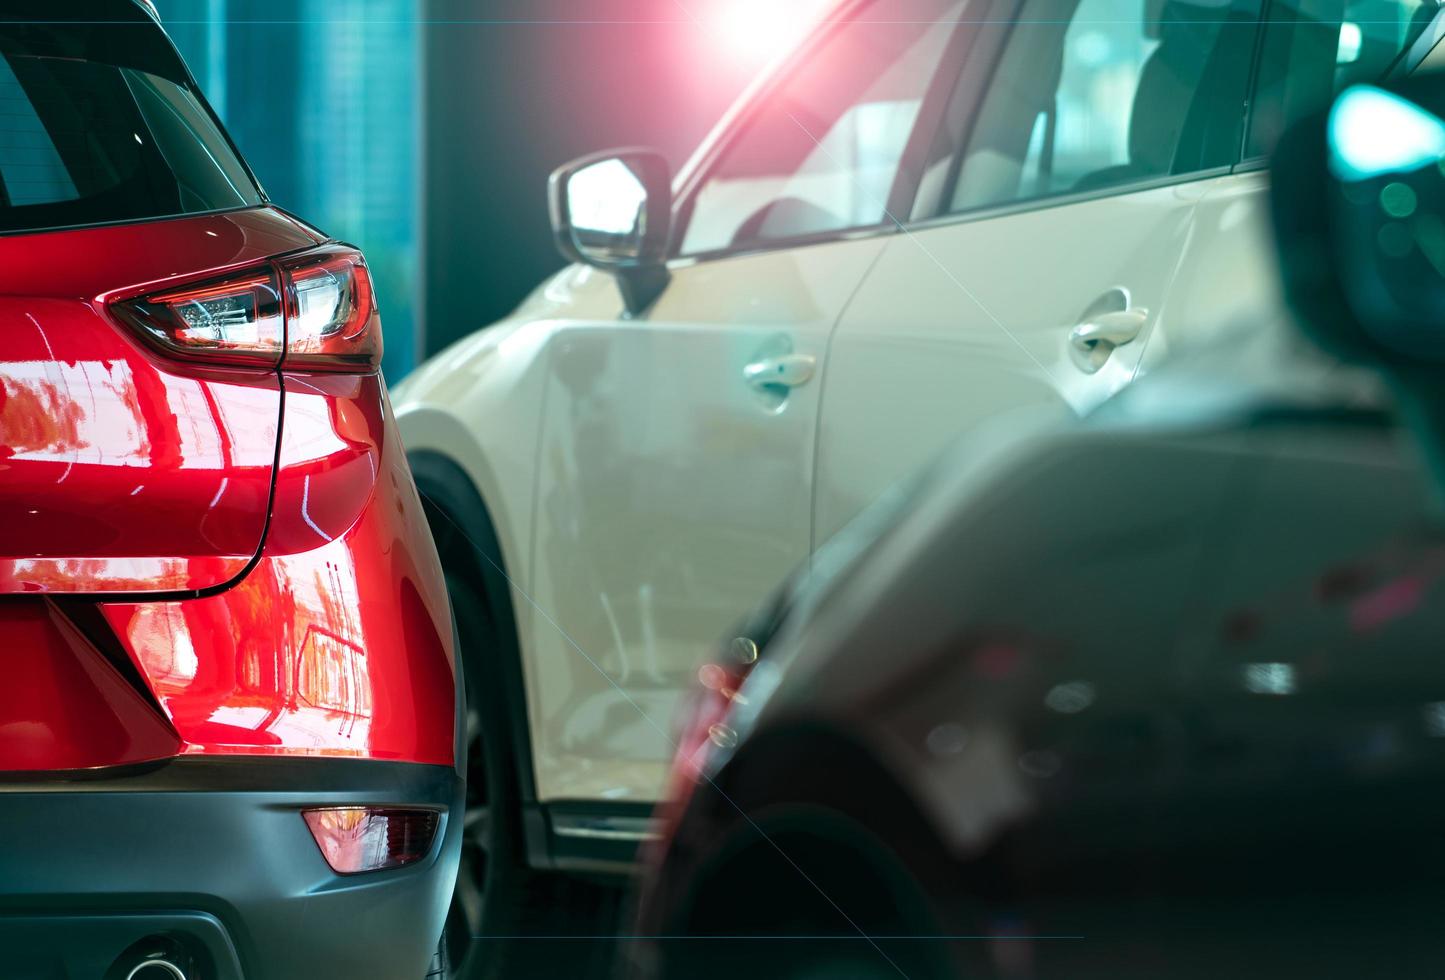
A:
[0,4,460,978]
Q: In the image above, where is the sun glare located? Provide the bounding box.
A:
[704,0,834,68]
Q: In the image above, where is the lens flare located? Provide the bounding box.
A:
[1330,85,1445,182]
[704,0,833,67]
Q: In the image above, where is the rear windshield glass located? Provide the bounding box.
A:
[0,14,262,234]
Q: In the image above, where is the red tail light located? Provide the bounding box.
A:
[110,245,382,373]
[281,247,383,372]
[302,807,440,875]
[112,268,285,367]
[673,637,760,783]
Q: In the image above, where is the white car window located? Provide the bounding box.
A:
[950,0,1256,213]
[1247,0,1439,158]
[680,0,967,256]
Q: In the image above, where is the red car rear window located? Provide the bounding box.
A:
[0,11,262,234]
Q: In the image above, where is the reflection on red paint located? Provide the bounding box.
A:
[99,378,455,765]
[0,208,324,594]
[0,206,454,767]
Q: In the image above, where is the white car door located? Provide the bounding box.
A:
[815,0,1262,542]
[527,0,971,804]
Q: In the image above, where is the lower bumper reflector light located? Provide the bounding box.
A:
[302,807,439,874]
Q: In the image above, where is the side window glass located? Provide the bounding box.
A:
[679,0,966,257]
[1247,0,1440,158]
[949,0,1256,214]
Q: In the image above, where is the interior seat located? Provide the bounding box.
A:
[1073,0,1248,192]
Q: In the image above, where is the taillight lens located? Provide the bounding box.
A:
[282,247,383,372]
[651,640,760,849]
[302,806,440,875]
[113,268,285,367]
[671,637,760,786]
[110,245,382,373]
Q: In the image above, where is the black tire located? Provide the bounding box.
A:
[434,568,538,979]
[434,568,622,980]
[416,474,629,979]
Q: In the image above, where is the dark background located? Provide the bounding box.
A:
[158,0,797,377]
[421,0,739,358]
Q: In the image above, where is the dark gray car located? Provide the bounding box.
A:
[631,73,1445,980]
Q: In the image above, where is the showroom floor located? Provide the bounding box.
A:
[461,877,622,978]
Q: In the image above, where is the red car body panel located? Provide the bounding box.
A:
[100,376,457,765]
[0,209,324,594]
[0,600,181,770]
[0,208,455,770]
[0,12,460,974]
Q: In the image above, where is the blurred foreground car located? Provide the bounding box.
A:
[394,0,1445,932]
[0,4,460,978]
[632,75,1445,979]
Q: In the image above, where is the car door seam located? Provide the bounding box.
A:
[525,330,559,603]
[1128,184,1215,386]
[808,240,892,558]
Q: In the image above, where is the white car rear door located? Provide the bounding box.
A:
[816,0,1262,542]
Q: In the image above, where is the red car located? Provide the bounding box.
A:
[0,4,461,978]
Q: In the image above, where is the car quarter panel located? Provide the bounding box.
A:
[390,269,618,767]
[98,375,457,766]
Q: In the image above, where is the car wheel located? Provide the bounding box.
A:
[434,569,622,979]
[433,569,529,979]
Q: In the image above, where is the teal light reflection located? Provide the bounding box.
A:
[1330,85,1445,182]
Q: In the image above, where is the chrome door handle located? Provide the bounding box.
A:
[744,353,816,390]
[1069,308,1148,374]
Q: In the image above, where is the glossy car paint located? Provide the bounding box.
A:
[389,74,1250,809]
[527,238,887,803]
[0,204,457,770]
[0,260,456,771]
[0,208,321,594]
[394,5,1445,816]
[0,600,181,770]
[814,178,1207,544]
[98,375,456,764]
[0,8,460,975]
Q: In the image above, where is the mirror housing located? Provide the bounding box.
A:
[1272,74,1445,366]
[548,148,672,317]
[1271,72,1445,497]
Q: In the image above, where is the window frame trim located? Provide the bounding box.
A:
[909,0,1019,219]
[667,0,996,265]
[905,164,1235,235]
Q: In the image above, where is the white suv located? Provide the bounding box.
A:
[395,0,1440,891]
